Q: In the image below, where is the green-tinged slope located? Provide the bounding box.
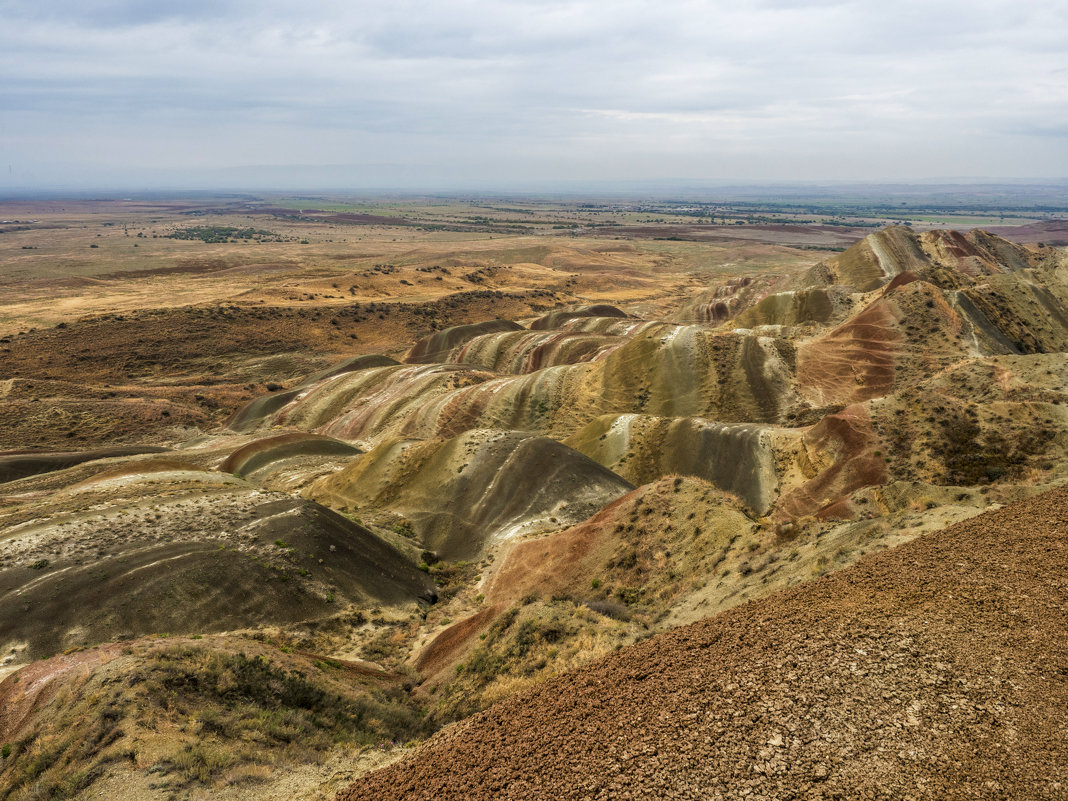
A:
[306,429,634,560]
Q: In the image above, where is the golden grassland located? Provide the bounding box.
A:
[0,195,841,335]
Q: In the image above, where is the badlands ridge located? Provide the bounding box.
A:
[0,225,1065,799]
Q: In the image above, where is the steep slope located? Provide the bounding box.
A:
[306,429,634,560]
[680,274,787,325]
[794,239,1065,407]
[220,432,361,477]
[436,328,623,374]
[796,276,965,407]
[407,471,969,718]
[731,285,854,329]
[0,445,170,484]
[0,635,433,801]
[0,459,434,667]
[774,403,887,519]
[799,226,1047,294]
[341,485,1068,801]
[269,362,498,443]
[585,323,799,424]
[948,267,1068,355]
[823,225,931,290]
[564,414,782,514]
[528,304,629,330]
[226,354,399,433]
[410,477,757,707]
[404,320,524,364]
[247,320,802,446]
[217,432,362,491]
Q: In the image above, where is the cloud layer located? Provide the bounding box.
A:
[2,0,1067,189]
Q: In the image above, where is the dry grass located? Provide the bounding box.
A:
[433,598,639,721]
[0,196,835,335]
[0,638,433,800]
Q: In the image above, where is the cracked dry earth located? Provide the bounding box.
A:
[339,486,1068,801]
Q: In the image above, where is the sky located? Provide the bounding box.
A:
[2,0,1067,191]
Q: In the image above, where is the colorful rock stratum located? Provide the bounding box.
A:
[0,225,1066,800]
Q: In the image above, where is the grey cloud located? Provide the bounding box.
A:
[1,0,1066,189]
[0,0,253,26]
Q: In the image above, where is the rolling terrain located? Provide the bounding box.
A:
[340,485,1068,800]
[0,203,1065,799]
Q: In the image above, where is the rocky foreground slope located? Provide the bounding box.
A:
[340,485,1068,800]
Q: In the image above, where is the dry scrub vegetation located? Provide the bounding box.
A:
[1,196,1067,799]
[0,637,431,801]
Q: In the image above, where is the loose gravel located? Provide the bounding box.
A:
[340,486,1068,800]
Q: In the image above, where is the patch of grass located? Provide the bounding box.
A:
[391,521,417,540]
[434,603,599,720]
[0,697,129,801]
[165,226,279,244]
[424,560,479,601]
[584,599,631,621]
[168,742,234,784]
[0,643,434,799]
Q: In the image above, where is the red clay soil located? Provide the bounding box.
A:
[0,644,125,743]
[340,486,1068,801]
[797,295,901,406]
[414,495,633,678]
[415,605,500,678]
[775,404,887,521]
[881,270,921,294]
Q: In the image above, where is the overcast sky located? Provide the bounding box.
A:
[2,0,1066,190]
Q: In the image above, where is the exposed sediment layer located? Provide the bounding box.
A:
[564,414,780,514]
[341,486,1068,801]
[0,469,435,664]
[306,429,634,560]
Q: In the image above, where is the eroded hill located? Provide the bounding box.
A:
[339,484,1068,800]
[0,223,1065,799]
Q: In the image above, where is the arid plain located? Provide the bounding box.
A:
[1,194,1066,800]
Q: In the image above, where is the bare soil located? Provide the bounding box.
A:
[340,485,1068,800]
[584,223,872,249]
[985,219,1068,245]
